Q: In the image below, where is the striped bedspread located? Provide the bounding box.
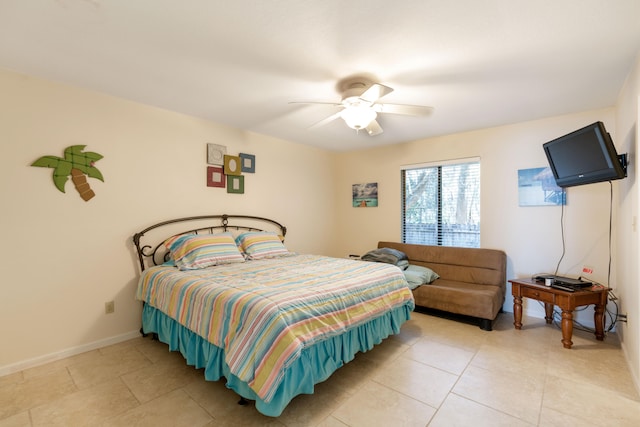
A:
[136,254,414,402]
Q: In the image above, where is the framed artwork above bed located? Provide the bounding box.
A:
[206,143,255,193]
[226,175,244,194]
[223,154,242,176]
[206,143,227,165]
[240,153,255,173]
[206,166,225,188]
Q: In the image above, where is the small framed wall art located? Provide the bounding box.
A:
[227,175,244,194]
[207,143,227,165]
[224,154,242,176]
[518,167,566,206]
[206,166,225,188]
[352,182,378,207]
[240,153,256,173]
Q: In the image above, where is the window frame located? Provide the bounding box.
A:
[401,157,480,248]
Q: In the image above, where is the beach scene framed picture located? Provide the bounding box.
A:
[352,182,378,207]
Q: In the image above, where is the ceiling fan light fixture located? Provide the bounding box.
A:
[340,105,377,131]
[294,76,433,136]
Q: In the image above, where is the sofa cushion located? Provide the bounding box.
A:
[412,279,504,320]
[403,265,439,288]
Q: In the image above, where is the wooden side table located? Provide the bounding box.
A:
[509,278,608,349]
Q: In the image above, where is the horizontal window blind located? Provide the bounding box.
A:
[402,159,480,247]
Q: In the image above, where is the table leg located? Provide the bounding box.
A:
[594,304,605,341]
[561,310,573,349]
[544,303,554,324]
[513,295,522,329]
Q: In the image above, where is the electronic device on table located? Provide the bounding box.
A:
[534,274,592,292]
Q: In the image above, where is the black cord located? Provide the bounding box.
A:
[542,182,621,334]
[607,181,613,287]
[604,182,620,332]
[553,190,567,275]
[607,289,621,331]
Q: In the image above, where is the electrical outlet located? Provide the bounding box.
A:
[105,301,115,314]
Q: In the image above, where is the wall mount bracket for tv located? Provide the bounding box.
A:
[618,153,628,177]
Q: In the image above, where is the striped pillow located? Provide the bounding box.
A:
[168,232,245,270]
[235,231,291,260]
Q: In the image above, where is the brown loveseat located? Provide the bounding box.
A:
[378,241,507,331]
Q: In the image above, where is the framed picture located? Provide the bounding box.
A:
[206,166,225,188]
[227,175,244,194]
[224,155,242,176]
[518,167,566,206]
[240,153,256,173]
[352,182,378,207]
[207,143,227,165]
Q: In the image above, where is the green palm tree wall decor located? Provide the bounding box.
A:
[31,145,104,201]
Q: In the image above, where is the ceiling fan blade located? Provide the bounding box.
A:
[309,110,344,129]
[289,101,342,107]
[374,103,434,116]
[359,83,394,104]
[365,119,383,136]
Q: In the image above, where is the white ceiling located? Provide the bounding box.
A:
[1,0,639,151]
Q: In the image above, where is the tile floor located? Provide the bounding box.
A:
[1,312,640,426]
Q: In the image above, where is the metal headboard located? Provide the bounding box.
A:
[132,214,287,272]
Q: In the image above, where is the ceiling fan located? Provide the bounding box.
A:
[291,75,434,136]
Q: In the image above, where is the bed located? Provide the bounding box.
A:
[132,214,414,417]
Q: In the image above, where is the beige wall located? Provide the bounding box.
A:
[615,53,640,389]
[0,69,336,372]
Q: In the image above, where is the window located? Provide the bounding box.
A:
[402,158,480,247]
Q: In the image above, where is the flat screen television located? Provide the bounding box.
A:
[543,121,627,188]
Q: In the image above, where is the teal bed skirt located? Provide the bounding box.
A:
[141,303,412,417]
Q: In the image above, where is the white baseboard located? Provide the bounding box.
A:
[0,330,142,377]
